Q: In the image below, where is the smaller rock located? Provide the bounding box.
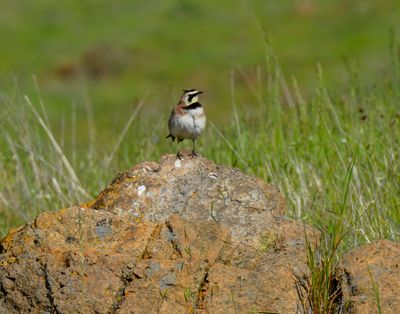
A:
[339,240,400,314]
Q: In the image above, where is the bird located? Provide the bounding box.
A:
[166,89,206,158]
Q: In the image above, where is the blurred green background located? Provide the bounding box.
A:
[1,0,399,130]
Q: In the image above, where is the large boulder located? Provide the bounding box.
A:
[0,154,315,313]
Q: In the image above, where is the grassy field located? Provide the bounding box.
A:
[0,0,400,294]
[1,55,399,247]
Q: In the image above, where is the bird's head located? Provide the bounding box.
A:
[181,89,203,105]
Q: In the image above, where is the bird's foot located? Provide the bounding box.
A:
[190,150,198,158]
[176,151,183,160]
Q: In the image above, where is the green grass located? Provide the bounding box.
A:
[1,54,399,246]
[294,158,353,312]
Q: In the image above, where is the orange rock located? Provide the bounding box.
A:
[1,154,317,313]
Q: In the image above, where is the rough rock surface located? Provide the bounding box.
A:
[1,154,398,313]
[93,153,286,244]
[339,240,400,314]
[0,154,318,313]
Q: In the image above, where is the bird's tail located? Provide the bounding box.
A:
[166,134,175,142]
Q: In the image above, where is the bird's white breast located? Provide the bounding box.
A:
[187,107,204,117]
[193,114,206,134]
[170,107,206,140]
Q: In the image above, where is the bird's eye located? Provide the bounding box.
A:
[187,93,197,102]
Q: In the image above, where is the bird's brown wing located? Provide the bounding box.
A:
[167,107,174,132]
[166,107,176,141]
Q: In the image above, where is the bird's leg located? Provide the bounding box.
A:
[191,139,198,157]
[176,139,183,160]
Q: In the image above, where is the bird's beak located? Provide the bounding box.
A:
[197,91,203,95]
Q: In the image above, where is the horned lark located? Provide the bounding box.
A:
[166,89,206,158]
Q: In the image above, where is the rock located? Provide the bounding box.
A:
[339,240,400,314]
[0,154,317,313]
[92,154,286,244]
